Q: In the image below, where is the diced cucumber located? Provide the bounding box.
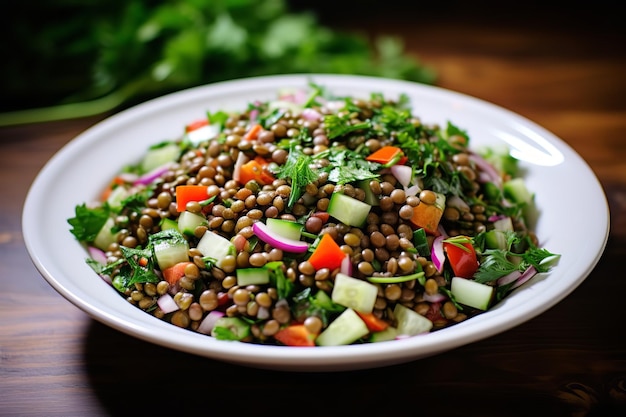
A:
[412,228,430,257]
[370,326,398,343]
[331,273,378,313]
[503,177,538,225]
[152,230,190,271]
[327,192,372,227]
[106,185,129,212]
[211,317,250,341]
[358,179,380,206]
[451,277,494,310]
[314,288,335,310]
[316,308,369,346]
[484,230,507,249]
[159,217,178,231]
[93,217,118,251]
[266,218,302,241]
[196,230,235,269]
[484,216,513,249]
[177,211,208,236]
[237,267,270,286]
[503,178,533,205]
[141,143,181,173]
[394,303,433,336]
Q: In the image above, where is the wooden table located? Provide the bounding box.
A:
[2,5,625,416]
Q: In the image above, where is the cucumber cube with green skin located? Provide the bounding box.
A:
[394,303,433,336]
[177,210,208,236]
[266,218,303,241]
[327,192,372,227]
[237,268,270,286]
[196,230,235,269]
[331,273,378,313]
[93,217,118,251]
[316,308,369,346]
[370,326,399,343]
[451,277,494,310]
[153,235,190,271]
[141,143,180,173]
[211,317,250,341]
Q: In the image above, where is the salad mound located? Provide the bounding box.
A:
[68,83,560,346]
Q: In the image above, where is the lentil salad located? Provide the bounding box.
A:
[68,82,560,346]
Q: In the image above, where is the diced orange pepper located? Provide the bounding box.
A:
[175,185,209,212]
[162,261,194,286]
[238,159,274,185]
[409,202,443,235]
[243,123,263,141]
[365,146,403,165]
[307,233,346,271]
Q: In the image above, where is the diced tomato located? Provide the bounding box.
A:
[273,324,316,347]
[356,311,389,332]
[443,238,479,278]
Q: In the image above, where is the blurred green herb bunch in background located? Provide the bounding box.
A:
[1,0,435,126]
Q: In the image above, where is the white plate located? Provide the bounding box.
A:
[23,74,610,371]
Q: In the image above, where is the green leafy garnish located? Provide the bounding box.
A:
[275,142,318,208]
[68,203,111,242]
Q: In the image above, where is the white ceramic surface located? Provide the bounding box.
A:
[22,74,610,372]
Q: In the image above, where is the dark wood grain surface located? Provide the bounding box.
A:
[2,4,625,416]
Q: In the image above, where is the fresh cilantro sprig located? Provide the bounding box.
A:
[323,113,372,140]
[68,203,111,242]
[275,142,318,208]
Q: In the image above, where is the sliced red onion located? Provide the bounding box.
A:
[232,151,249,183]
[497,270,522,286]
[431,235,445,273]
[340,254,353,276]
[511,265,537,289]
[390,164,412,187]
[87,246,107,265]
[133,163,172,186]
[252,221,309,253]
[469,153,502,187]
[301,108,322,121]
[157,293,179,314]
[197,310,225,335]
[256,306,270,320]
[437,224,449,239]
[488,214,507,222]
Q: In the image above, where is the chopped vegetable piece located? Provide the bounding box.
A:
[451,277,494,310]
[444,237,479,278]
[307,233,345,271]
[355,311,389,332]
[274,324,316,347]
[238,159,274,185]
[365,146,403,165]
[410,201,443,234]
[162,261,194,286]
[175,185,209,212]
[243,123,263,141]
[316,308,369,346]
